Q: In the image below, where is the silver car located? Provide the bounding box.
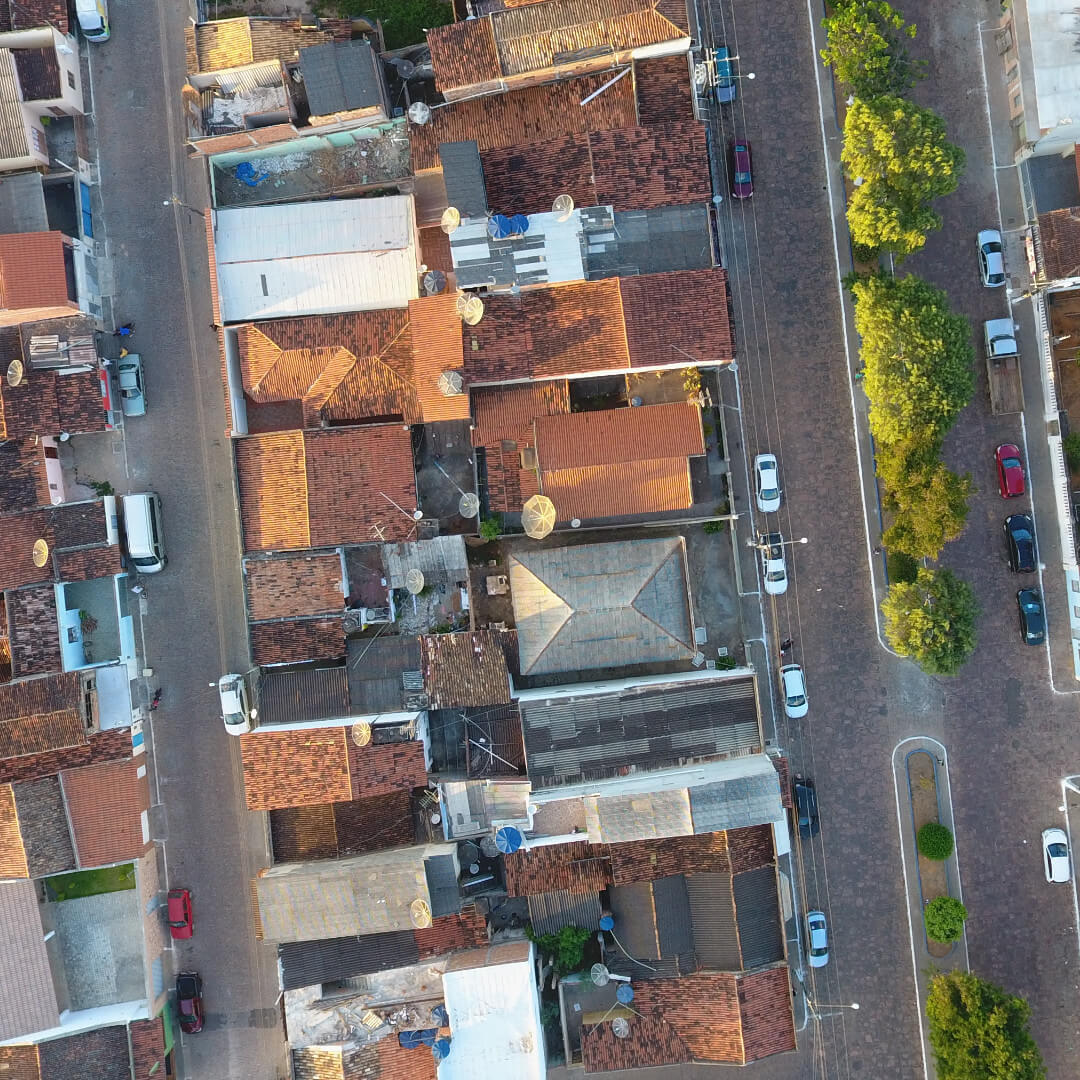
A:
[117,354,146,417]
[754,453,781,513]
[977,229,1005,287]
[219,673,255,735]
[806,910,829,967]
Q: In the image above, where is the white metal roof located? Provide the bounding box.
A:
[213,197,419,321]
[439,944,545,1080]
[1027,0,1080,130]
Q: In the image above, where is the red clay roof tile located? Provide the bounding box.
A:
[245,553,345,621]
[634,54,695,126]
[61,759,150,868]
[241,727,352,810]
[249,619,346,666]
[420,631,513,708]
[540,458,693,521]
[0,673,85,759]
[1038,208,1080,281]
[0,233,71,310]
[129,1016,167,1080]
[0,726,130,785]
[590,122,710,210]
[502,839,611,897]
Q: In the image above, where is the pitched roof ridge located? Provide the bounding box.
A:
[628,538,692,644]
[242,323,283,395]
[302,346,359,418]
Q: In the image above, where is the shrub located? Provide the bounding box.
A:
[925,896,967,943]
[527,924,592,976]
[886,549,918,584]
[1064,432,1080,473]
[479,517,500,541]
[703,520,726,534]
[917,822,954,860]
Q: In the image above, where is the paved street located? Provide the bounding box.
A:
[87,2,287,1078]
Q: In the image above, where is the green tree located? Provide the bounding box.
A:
[479,517,501,541]
[527,924,592,976]
[925,896,967,942]
[320,0,452,50]
[821,0,923,99]
[842,96,965,256]
[882,459,971,560]
[917,822,955,860]
[851,273,974,447]
[882,567,978,675]
[927,971,1046,1080]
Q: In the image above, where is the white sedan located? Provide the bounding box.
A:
[1042,827,1071,883]
[781,663,808,719]
[754,453,781,513]
[806,910,829,967]
[219,673,256,735]
[977,229,1005,287]
[759,533,788,596]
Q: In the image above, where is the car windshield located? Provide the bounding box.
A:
[1048,843,1068,857]
[760,484,778,498]
[1003,457,1020,470]
[787,690,806,707]
[983,241,1002,254]
[766,569,786,582]
[735,170,751,183]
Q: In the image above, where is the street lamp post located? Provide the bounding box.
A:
[747,535,808,552]
[163,195,204,218]
[806,1000,860,1021]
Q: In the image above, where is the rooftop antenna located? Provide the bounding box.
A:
[552,193,574,222]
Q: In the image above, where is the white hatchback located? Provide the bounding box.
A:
[754,453,781,513]
[977,229,1005,287]
[219,673,256,735]
[1042,827,1071,883]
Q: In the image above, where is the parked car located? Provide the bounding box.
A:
[806,910,829,967]
[76,0,110,41]
[1042,827,1071,883]
[984,317,1018,359]
[995,443,1025,498]
[793,776,819,837]
[730,141,753,198]
[754,453,781,513]
[1017,587,1046,646]
[759,532,788,596]
[117,354,146,417]
[781,663,808,718]
[166,887,193,940]
[714,47,736,104]
[219,673,255,735]
[977,228,1006,287]
[1004,514,1036,573]
[176,972,204,1033]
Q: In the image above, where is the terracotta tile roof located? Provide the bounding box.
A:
[52,544,123,583]
[13,47,60,101]
[10,775,74,877]
[470,382,570,447]
[583,1008,690,1071]
[415,903,489,957]
[418,226,453,275]
[250,618,346,665]
[0,783,28,877]
[0,368,107,441]
[726,823,775,874]
[0,0,69,33]
[61,759,150,868]
[0,726,129,784]
[428,0,688,96]
[634,54,695,126]
[241,727,427,810]
[1037,208,1080,280]
[420,631,513,708]
[0,672,85,759]
[484,440,540,513]
[0,233,70,310]
[245,553,345,621]
[37,1026,131,1080]
[0,1045,39,1080]
[480,133,595,216]
[738,966,796,1060]
[503,839,611,897]
[406,295,469,422]
[0,509,54,593]
[773,756,792,809]
[591,122,710,210]
[608,831,731,885]
[234,426,418,552]
[7,585,61,678]
[620,269,734,366]
[53,368,112,435]
[408,70,637,172]
[129,1016,167,1080]
[293,1035,440,1079]
[541,457,694,521]
[185,17,348,74]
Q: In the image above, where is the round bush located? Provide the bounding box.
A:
[886,549,919,584]
[918,822,954,861]
[925,896,967,943]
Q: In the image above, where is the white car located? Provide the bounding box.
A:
[781,663,808,719]
[219,673,255,735]
[806,910,829,967]
[754,453,781,513]
[1042,827,1071,883]
[759,533,788,596]
[977,229,1005,287]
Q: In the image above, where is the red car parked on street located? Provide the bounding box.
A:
[167,888,193,940]
[730,140,753,199]
[995,443,1025,498]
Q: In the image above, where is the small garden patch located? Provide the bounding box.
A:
[44,863,136,902]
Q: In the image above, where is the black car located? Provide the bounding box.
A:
[1017,587,1046,646]
[176,972,204,1034]
[1004,514,1036,573]
[793,776,819,837]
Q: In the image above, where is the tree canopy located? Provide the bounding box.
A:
[821,0,922,99]
[842,96,965,256]
[924,896,967,943]
[882,458,971,560]
[882,568,978,675]
[329,0,452,50]
[927,971,1046,1080]
[851,273,974,447]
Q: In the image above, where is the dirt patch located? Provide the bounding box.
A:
[907,750,952,959]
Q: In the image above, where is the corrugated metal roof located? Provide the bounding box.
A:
[653,874,693,958]
[278,931,419,991]
[688,769,783,834]
[257,666,350,726]
[527,889,602,936]
[299,40,383,116]
[732,866,784,969]
[0,879,59,1039]
[382,535,467,588]
[439,140,489,218]
[685,871,740,970]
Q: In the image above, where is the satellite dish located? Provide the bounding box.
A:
[408,100,432,125]
[487,214,513,240]
[458,491,480,519]
[521,494,556,539]
[590,963,610,987]
[509,213,529,236]
[6,359,24,386]
[611,1018,631,1039]
[32,538,49,568]
[351,721,372,747]
[423,269,447,295]
[432,1037,452,1062]
[392,57,416,78]
[438,369,464,396]
[441,206,461,234]
[552,194,574,221]
[599,915,615,932]
[616,984,635,1004]
[480,835,499,858]
[495,825,523,853]
[405,568,425,594]
[410,898,432,928]
[459,295,484,326]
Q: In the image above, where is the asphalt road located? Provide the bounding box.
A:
[87,3,288,1078]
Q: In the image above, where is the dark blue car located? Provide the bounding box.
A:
[715,47,736,104]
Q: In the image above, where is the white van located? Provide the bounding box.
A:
[123,492,166,573]
[76,0,110,42]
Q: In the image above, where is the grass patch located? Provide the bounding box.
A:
[44,863,136,902]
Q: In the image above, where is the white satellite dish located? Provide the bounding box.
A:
[351,721,372,747]
[459,295,484,326]
[552,194,574,222]
[6,359,24,386]
[590,963,610,987]
[441,206,461,234]
[611,1018,631,1039]
[438,369,464,396]
[458,492,480,519]
[410,897,433,928]
[405,568,425,594]
[408,100,432,125]
[32,538,49,568]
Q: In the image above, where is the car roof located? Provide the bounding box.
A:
[977,229,1002,245]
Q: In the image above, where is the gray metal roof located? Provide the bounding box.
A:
[382,535,467,589]
[583,204,713,280]
[257,665,351,726]
[0,171,47,235]
[685,871,740,970]
[299,40,384,116]
[439,141,488,218]
[520,675,759,789]
[732,865,785,969]
[689,771,783,834]
[653,874,693,958]
[345,635,423,714]
[425,852,462,917]
[278,931,419,991]
[527,889,602,937]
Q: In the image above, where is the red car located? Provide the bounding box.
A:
[176,972,204,1034]
[167,888,193,940]
[730,140,753,199]
[995,443,1025,497]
